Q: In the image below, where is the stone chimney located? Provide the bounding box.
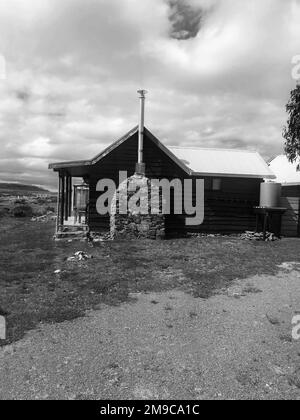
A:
[110,90,165,240]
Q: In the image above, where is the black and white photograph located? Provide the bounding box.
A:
[1,0,300,404]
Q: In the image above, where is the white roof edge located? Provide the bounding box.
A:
[254,151,277,178]
[268,155,282,164]
[280,182,300,186]
[193,172,276,179]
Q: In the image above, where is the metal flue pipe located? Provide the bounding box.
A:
[137,90,147,167]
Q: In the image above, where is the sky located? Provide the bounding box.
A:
[0,0,300,190]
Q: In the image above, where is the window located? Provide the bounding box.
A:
[212,178,222,191]
[204,178,222,191]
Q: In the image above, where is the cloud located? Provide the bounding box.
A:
[0,0,300,188]
[19,137,53,158]
[167,0,205,40]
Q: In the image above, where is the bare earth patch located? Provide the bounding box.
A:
[1,269,300,399]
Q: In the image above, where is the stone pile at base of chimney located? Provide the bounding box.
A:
[110,173,165,240]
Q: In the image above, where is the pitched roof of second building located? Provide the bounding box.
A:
[269,154,300,184]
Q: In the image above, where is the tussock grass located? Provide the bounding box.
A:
[1,218,300,346]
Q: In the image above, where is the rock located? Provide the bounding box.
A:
[240,231,279,241]
[266,314,281,325]
[31,213,56,223]
[67,251,93,263]
[272,365,286,376]
[287,369,300,388]
[277,262,300,271]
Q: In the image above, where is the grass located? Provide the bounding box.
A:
[1,217,300,346]
[0,193,56,218]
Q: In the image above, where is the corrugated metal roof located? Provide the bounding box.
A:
[269,155,300,184]
[169,147,275,179]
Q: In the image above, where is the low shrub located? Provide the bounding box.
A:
[32,206,47,217]
[14,198,27,205]
[11,204,33,218]
[35,198,49,205]
[0,207,10,218]
[46,205,55,213]
[48,196,57,203]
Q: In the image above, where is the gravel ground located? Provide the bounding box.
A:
[1,267,300,400]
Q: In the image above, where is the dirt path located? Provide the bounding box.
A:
[1,268,300,400]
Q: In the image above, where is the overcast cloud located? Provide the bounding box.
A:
[0,0,299,189]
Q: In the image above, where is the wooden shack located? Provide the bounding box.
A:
[49,126,275,238]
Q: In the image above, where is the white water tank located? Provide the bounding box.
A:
[260,182,281,208]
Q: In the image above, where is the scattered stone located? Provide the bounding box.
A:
[277,262,300,271]
[54,270,61,275]
[240,231,279,241]
[242,284,263,294]
[188,233,235,238]
[236,370,259,387]
[272,365,286,376]
[279,333,293,343]
[287,369,300,388]
[89,232,112,243]
[233,293,243,299]
[31,212,56,223]
[227,290,245,299]
[67,251,93,262]
[189,231,279,241]
[266,314,281,325]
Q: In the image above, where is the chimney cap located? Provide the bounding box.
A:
[137,89,148,98]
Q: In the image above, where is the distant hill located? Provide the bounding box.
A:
[0,183,50,193]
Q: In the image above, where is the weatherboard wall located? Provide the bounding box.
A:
[280,196,300,237]
[281,184,300,198]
